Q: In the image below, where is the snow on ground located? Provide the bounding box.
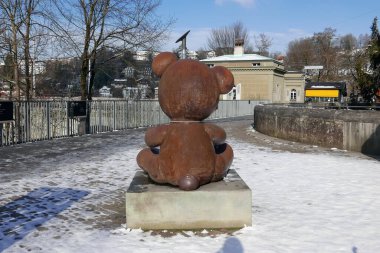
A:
[1,121,380,253]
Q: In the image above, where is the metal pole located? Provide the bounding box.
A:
[181,37,186,59]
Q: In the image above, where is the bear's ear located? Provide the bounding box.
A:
[212,66,234,94]
[152,52,178,77]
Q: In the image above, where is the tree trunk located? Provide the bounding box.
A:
[24,36,31,101]
[80,54,89,100]
[11,21,19,100]
[23,1,32,101]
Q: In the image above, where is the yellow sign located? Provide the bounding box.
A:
[305,89,339,98]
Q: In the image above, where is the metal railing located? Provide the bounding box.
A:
[0,99,267,146]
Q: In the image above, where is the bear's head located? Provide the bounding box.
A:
[152,52,234,121]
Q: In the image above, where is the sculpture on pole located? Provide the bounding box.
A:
[137,52,234,190]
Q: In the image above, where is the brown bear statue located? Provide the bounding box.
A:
[137,52,234,191]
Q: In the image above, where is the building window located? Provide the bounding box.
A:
[252,62,260,67]
[290,89,297,101]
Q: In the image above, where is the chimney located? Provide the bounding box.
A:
[276,55,285,63]
[234,39,244,55]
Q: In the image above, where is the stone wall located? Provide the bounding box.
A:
[254,105,380,155]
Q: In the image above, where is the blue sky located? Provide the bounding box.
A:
[156,0,380,54]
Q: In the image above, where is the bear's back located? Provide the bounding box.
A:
[159,123,216,183]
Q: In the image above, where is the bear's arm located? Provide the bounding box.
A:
[145,124,169,147]
[203,123,226,145]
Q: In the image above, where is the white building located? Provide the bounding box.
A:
[123,85,148,100]
[201,40,306,103]
[99,86,111,97]
[133,51,160,61]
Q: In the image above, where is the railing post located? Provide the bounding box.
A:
[126,101,129,129]
[24,102,28,142]
[135,101,138,127]
[97,101,103,132]
[47,101,51,139]
[113,100,116,131]
[66,101,70,137]
[85,100,90,134]
[22,102,27,142]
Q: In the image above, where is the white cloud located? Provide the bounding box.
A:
[214,0,255,8]
[234,0,255,7]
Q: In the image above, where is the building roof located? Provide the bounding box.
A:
[305,82,346,90]
[201,53,277,62]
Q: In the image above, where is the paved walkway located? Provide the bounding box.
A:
[1,117,379,252]
[2,116,375,179]
[0,126,146,183]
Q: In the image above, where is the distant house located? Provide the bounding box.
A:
[120,60,156,99]
[207,51,216,58]
[133,51,150,61]
[19,60,46,75]
[123,85,149,100]
[133,51,159,61]
[187,50,198,60]
[111,79,128,89]
[201,40,305,103]
[99,86,111,97]
[0,90,8,98]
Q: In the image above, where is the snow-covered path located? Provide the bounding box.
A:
[1,119,379,253]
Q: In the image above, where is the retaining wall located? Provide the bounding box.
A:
[254,105,380,155]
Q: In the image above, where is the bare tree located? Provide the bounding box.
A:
[358,33,370,48]
[285,38,316,71]
[19,0,42,100]
[347,49,371,100]
[339,34,358,51]
[196,47,209,60]
[286,28,339,80]
[312,28,339,81]
[207,21,251,56]
[0,0,49,100]
[52,0,172,100]
[254,33,272,56]
[0,0,22,100]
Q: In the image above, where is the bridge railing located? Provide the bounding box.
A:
[0,99,267,146]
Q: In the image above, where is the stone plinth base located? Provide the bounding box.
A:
[125,169,252,230]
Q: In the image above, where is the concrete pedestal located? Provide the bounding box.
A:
[125,169,252,230]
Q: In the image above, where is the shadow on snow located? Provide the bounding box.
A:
[0,187,89,252]
[217,236,244,253]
